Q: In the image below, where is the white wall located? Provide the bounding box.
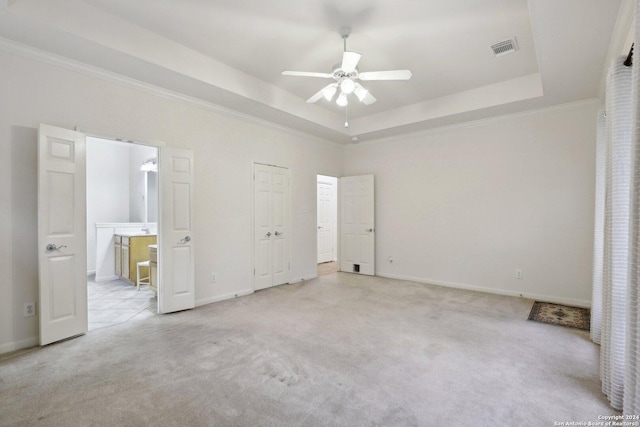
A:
[86,138,130,273]
[0,49,343,353]
[344,101,598,306]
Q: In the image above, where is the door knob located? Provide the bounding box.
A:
[179,236,191,244]
[46,244,67,252]
[275,231,283,237]
[366,228,375,232]
[266,232,272,237]
[317,226,323,229]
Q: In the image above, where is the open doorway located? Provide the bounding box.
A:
[86,137,159,330]
[39,124,196,345]
[317,174,338,277]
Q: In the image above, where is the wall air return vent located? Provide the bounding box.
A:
[491,38,519,57]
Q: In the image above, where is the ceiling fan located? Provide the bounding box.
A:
[282,28,412,109]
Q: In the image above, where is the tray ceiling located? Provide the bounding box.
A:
[0,0,629,142]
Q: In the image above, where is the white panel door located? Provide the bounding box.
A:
[158,147,195,314]
[38,124,87,345]
[317,180,334,263]
[254,163,290,291]
[270,167,290,286]
[340,175,375,276]
[254,165,273,291]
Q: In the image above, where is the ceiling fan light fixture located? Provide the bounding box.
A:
[322,84,337,101]
[341,78,355,94]
[354,84,369,102]
[336,92,348,106]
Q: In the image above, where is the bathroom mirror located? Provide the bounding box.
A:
[146,171,158,222]
[140,157,158,225]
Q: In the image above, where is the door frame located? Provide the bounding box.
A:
[252,161,292,291]
[316,174,376,277]
[316,174,338,264]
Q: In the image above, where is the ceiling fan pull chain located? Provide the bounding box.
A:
[345,104,349,128]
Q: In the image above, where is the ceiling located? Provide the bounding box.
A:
[0,0,632,143]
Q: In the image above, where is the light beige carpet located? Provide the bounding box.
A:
[0,272,616,426]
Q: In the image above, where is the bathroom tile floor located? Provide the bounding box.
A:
[87,276,157,331]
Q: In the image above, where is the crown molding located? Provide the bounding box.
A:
[0,36,344,148]
[351,98,601,147]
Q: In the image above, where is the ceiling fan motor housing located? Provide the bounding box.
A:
[332,64,358,80]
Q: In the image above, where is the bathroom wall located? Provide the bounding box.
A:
[86,138,130,273]
[86,139,158,274]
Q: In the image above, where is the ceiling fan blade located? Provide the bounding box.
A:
[306,84,336,103]
[341,51,362,73]
[358,70,412,81]
[282,71,333,78]
[362,91,377,105]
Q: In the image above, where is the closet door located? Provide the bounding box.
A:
[254,163,290,291]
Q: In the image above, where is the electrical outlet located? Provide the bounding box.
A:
[210,273,217,283]
[515,269,523,279]
[24,302,36,317]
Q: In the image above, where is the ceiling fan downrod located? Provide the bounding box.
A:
[340,27,351,52]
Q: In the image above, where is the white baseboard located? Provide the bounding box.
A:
[377,272,592,308]
[94,275,119,283]
[196,289,254,307]
[288,276,318,284]
[0,336,38,355]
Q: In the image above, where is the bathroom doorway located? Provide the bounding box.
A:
[86,137,159,330]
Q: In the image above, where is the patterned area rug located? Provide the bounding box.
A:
[528,301,590,331]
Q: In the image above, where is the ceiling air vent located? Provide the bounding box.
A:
[491,38,519,57]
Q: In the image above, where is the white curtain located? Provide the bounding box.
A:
[594,1,640,413]
[624,1,640,413]
[591,110,606,345]
[601,55,632,412]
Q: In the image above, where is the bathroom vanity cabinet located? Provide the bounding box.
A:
[114,234,157,285]
[149,244,158,294]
